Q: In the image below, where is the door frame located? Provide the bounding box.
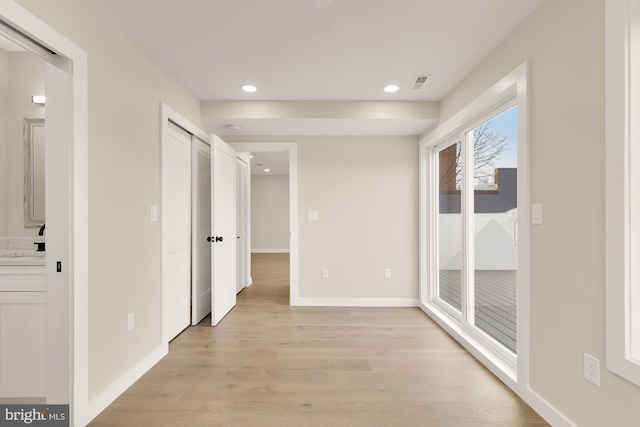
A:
[229,143,299,305]
[1,1,88,424]
[160,103,209,343]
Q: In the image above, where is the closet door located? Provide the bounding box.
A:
[162,121,191,340]
[191,137,212,325]
[210,135,237,325]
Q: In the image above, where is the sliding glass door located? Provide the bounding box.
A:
[433,102,519,356]
[471,106,518,354]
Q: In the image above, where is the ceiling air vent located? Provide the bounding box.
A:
[411,75,430,90]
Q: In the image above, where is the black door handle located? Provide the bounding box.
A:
[207,236,212,242]
[215,236,224,242]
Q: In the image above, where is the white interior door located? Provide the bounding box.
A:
[191,137,211,325]
[211,135,237,325]
[162,121,192,340]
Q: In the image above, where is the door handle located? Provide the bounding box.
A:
[207,236,212,242]
[215,236,224,242]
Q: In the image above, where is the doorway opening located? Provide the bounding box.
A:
[0,3,88,423]
[229,143,299,305]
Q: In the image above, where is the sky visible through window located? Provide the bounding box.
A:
[489,106,518,169]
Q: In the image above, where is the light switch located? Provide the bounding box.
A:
[532,203,542,225]
[151,205,158,222]
[308,210,319,221]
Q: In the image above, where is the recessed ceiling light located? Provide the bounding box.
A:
[242,84,257,93]
[226,124,241,131]
[384,84,400,93]
[264,169,271,173]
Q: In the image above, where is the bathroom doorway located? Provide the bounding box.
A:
[0,3,88,422]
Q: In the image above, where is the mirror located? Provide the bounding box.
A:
[23,118,45,227]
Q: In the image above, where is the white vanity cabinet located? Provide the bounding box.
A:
[0,292,46,397]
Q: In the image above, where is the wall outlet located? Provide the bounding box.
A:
[127,313,135,332]
[321,268,329,279]
[584,353,600,386]
[308,211,319,221]
[384,268,391,279]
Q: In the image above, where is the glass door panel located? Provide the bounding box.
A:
[471,106,518,354]
[437,142,462,312]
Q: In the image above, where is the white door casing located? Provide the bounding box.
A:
[192,137,212,325]
[211,135,237,325]
[162,121,192,340]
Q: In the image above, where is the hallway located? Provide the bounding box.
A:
[90,253,546,426]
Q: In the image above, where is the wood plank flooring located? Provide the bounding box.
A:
[90,253,547,426]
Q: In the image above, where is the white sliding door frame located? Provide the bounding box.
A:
[420,63,530,393]
[229,142,298,305]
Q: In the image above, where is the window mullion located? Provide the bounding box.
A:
[462,130,475,325]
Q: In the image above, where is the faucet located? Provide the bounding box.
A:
[35,223,45,252]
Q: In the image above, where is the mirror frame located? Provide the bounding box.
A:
[23,117,45,228]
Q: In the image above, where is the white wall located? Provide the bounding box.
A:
[15,0,204,401]
[225,135,419,302]
[251,175,289,252]
[6,52,45,238]
[439,0,640,425]
[0,49,8,238]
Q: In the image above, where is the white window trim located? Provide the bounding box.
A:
[419,62,530,391]
[605,0,640,387]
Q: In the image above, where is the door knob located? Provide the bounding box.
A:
[215,236,224,242]
[207,236,212,242]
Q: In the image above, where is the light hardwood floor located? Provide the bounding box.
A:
[90,253,548,426]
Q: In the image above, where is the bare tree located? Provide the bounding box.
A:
[439,121,508,190]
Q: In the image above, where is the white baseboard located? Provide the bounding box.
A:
[251,249,290,253]
[521,387,577,427]
[291,297,419,307]
[80,345,167,426]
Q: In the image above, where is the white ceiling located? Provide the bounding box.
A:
[98,0,542,102]
[248,151,290,176]
[96,0,542,139]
